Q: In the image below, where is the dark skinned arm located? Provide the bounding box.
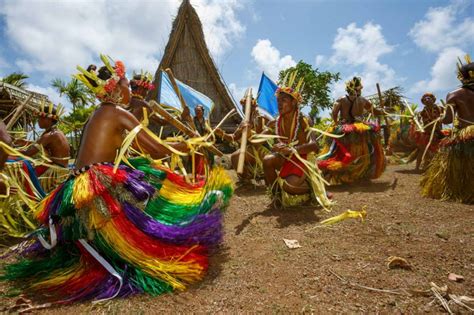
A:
[364,99,383,116]
[21,132,52,157]
[119,109,187,159]
[332,101,341,123]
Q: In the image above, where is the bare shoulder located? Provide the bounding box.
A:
[335,96,347,104]
[360,96,372,104]
[446,88,464,102]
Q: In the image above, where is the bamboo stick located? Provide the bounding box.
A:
[237,88,252,174]
[164,68,197,131]
[149,100,223,157]
[6,94,33,130]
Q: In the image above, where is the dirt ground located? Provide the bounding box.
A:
[1,163,473,313]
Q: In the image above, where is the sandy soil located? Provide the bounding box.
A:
[1,164,473,313]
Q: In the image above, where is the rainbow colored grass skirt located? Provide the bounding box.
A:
[1,158,233,303]
[317,122,386,184]
[421,125,474,204]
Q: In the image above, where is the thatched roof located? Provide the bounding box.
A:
[149,0,241,129]
[0,82,48,128]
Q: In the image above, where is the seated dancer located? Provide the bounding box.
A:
[3,103,70,198]
[215,96,269,183]
[263,72,331,209]
[410,93,444,171]
[1,55,233,304]
[21,103,70,168]
[0,103,71,238]
[317,77,386,184]
[421,55,474,203]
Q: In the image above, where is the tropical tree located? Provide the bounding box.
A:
[1,72,29,88]
[278,61,340,122]
[51,78,96,150]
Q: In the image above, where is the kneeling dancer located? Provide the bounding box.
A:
[1,55,233,304]
[263,72,332,209]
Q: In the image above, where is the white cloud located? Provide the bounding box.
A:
[0,0,245,78]
[327,22,398,96]
[409,2,474,53]
[408,2,472,97]
[410,47,465,95]
[251,39,296,81]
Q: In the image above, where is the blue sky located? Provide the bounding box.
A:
[0,0,473,114]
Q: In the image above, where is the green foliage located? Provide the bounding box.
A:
[278,61,340,121]
[51,78,96,150]
[311,117,333,147]
[383,86,405,111]
[1,72,29,88]
[58,105,96,135]
[51,78,95,108]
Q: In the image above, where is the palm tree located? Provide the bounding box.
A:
[1,72,29,88]
[51,78,96,150]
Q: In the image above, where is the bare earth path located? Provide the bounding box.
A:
[1,164,473,313]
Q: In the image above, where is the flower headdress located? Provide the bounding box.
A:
[130,70,155,91]
[74,54,126,102]
[457,54,474,85]
[345,76,363,95]
[275,71,304,104]
[37,99,64,121]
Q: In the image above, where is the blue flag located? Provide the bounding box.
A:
[157,71,214,118]
[257,72,278,118]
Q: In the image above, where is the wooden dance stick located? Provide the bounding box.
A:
[149,100,223,157]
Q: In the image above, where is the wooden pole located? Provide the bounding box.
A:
[237,88,252,174]
[6,94,34,130]
[164,68,197,131]
[149,100,223,157]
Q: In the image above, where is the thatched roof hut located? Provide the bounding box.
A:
[149,0,241,131]
[0,82,48,136]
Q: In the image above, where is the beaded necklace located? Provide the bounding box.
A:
[276,111,300,144]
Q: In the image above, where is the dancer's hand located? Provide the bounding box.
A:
[273,143,294,156]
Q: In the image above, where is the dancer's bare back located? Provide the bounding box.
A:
[443,87,474,128]
[75,104,182,169]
